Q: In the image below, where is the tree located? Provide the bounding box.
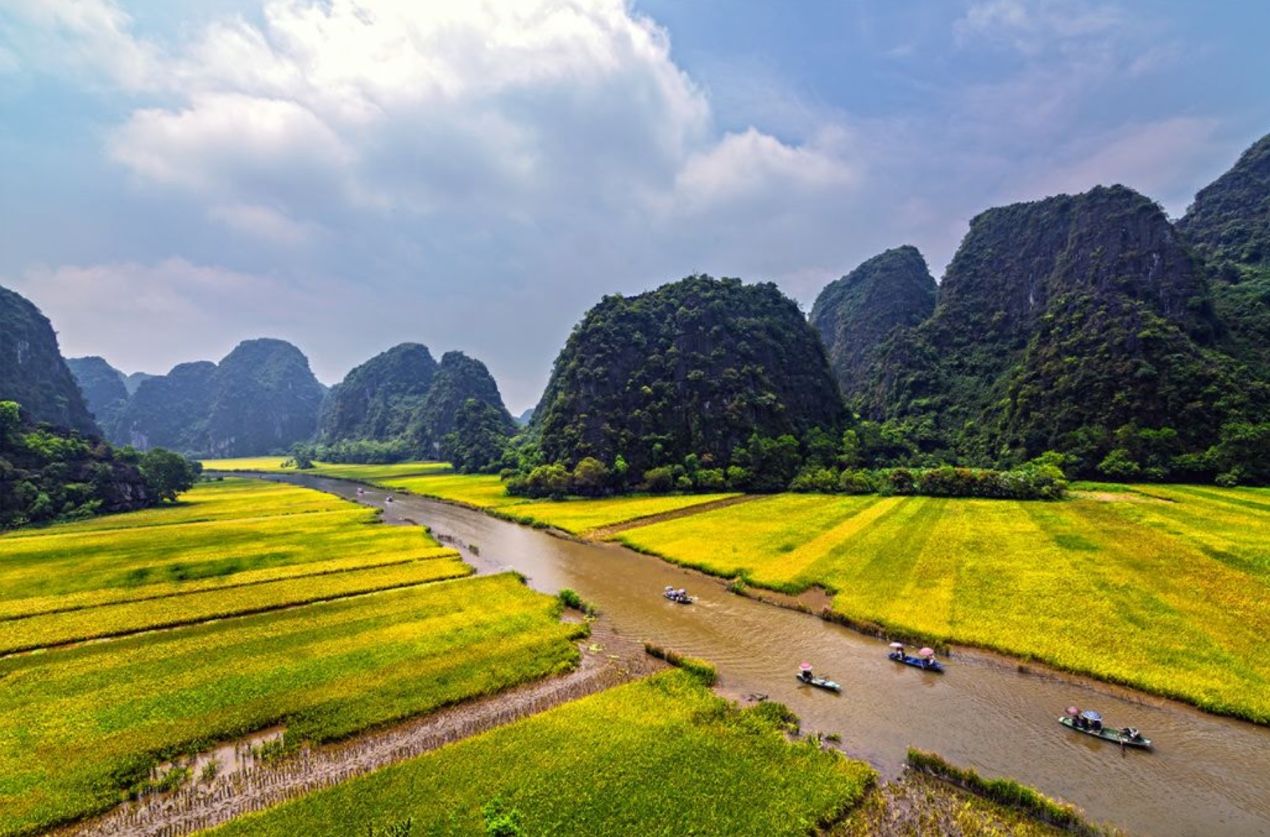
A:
[571,456,610,496]
[140,449,201,502]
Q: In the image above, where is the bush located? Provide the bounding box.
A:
[642,466,675,493]
[837,469,874,494]
[643,643,717,686]
[789,466,839,493]
[905,748,1102,834]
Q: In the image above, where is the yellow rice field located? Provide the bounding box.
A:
[0,479,451,612]
[615,488,1270,721]
[0,574,581,836]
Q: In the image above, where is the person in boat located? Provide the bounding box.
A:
[799,668,813,683]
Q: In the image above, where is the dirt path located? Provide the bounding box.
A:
[58,622,658,837]
[586,494,762,538]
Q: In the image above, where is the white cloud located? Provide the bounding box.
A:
[1019,117,1223,215]
[0,0,159,90]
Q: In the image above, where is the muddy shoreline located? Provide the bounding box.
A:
[57,620,655,837]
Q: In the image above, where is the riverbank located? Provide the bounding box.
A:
[249,471,1270,837]
[208,461,1270,725]
[57,624,646,837]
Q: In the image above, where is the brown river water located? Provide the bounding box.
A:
[267,474,1270,837]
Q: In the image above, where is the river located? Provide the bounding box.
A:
[267,474,1270,837]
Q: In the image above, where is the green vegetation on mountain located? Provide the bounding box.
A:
[111,339,325,457]
[1178,133,1270,269]
[409,351,516,456]
[1178,132,1270,375]
[857,185,1266,482]
[522,276,846,493]
[317,343,437,444]
[112,361,216,452]
[305,345,514,470]
[122,371,155,395]
[204,339,326,457]
[0,400,197,530]
[0,286,97,435]
[810,245,936,399]
[66,356,129,430]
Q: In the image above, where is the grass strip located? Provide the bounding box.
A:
[209,670,875,837]
[0,573,581,837]
[905,749,1110,835]
[0,555,473,654]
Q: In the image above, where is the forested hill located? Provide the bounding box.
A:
[66,356,129,430]
[810,245,936,400]
[533,275,846,478]
[850,185,1263,480]
[409,351,515,455]
[1178,132,1270,269]
[111,339,325,457]
[317,343,438,443]
[0,286,98,436]
[1177,131,1270,373]
[312,344,516,467]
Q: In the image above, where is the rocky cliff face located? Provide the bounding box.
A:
[534,275,846,473]
[66,356,129,431]
[317,343,438,443]
[860,185,1253,468]
[0,286,98,435]
[810,245,936,400]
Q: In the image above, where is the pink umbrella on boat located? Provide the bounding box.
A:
[889,642,904,649]
[918,647,935,658]
[799,662,813,672]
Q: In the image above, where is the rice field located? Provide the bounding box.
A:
[615,489,1270,722]
[200,458,452,481]
[0,479,450,612]
[0,556,471,654]
[0,574,582,837]
[380,471,523,508]
[209,670,876,836]
[495,493,739,534]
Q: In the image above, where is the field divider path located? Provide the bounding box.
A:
[58,634,646,837]
[0,559,472,656]
[586,494,763,539]
[0,551,457,623]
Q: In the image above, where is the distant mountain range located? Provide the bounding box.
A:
[3,131,1267,482]
[810,134,1270,479]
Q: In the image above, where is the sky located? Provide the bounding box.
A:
[2,1,1268,412]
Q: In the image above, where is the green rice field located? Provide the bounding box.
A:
[614,486,1270,721]
[210,670,875,836]
[0,574,581,836]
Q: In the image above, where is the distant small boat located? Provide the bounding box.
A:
[1059,709,1151,749]
[796,662,840,693]
[888,642,944,673]
[663,586,695,604]
[889,652,944,672]
[796,672,841,692]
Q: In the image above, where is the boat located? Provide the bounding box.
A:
[1059,709,1152,749]
[796,662,841,693]
[662,586,695,604]
[888,642,944,673]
